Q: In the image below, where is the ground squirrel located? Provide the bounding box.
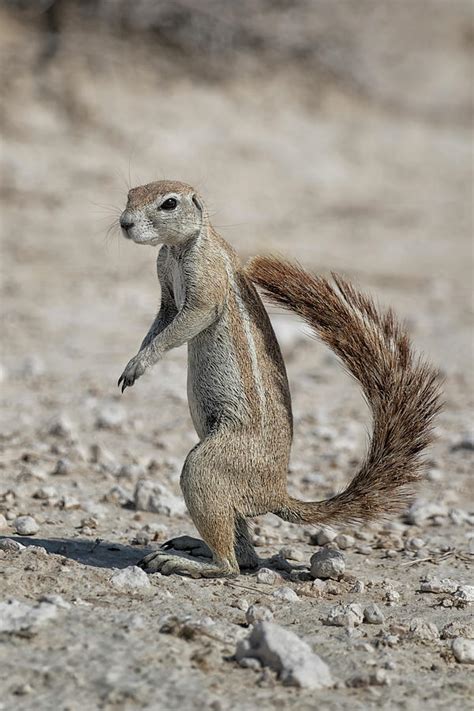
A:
[117,180,441,578]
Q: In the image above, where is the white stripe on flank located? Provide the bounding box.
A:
[221,251,266,417]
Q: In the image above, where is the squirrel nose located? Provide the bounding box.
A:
[120,213,135,231]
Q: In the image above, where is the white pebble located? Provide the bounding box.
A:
[272,587,299,603]
[33,486,58,501]
[408,618,439,641]
[110,566,151,591]
[14,515,39,536]
[236,621,333,689]
[48,414,74,438]
[363,603,385,624]
[325,603,364,628]
[454,585,474,603]
[310,549,345,580]
[0,539,25,552]
[256,568,277,585]
[95,403,126,429]
[315,528,337,546]
[452,638,474,664]
[133,479,185,517]
[335,533,355,550]
[0,599,58,634]
[246,605,274,624]
[419,577,459,594]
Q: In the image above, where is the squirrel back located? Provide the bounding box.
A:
[246,256,442,526]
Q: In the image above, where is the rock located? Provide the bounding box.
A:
[325,603,364,628]
[310,548,345,580]
[441,621,474,639]
[408,618,439,641]
[451,434,474,452]
[52,458,72,476]
[364,603,385,624]
[20,355,45,377]
[33,485,58,501]
[347,669,390,687]
[0,538,25,552]
[110,566,151,591]
[89,443,118,471]
[13,515,39,536]
[95,403,126,429]
[385,589,401,604]
[335,533,355,550]
[419,577,459,594]
[0,513,8,529]
[59,495,81,510]
[314,528,337,546]
[452,638,474,663]
[350,579,365,594]
[237,598,249,612]
[279,546,304,562]
[356,545,373,556]
[449,508,469,525]
[105,484,131,506]
[48,414,74,438]
[133,479,186,517]
[0,599,58,635]
[454,585,474,603]
[39,594,71,609]
[236,621,333,689]
[405,500,447,525]
[272,587,299,602]
[246,605,274,624]
[256,568,277,585]
[405,537,425,550]
[426,467,444,482]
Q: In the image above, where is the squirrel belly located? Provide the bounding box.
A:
[246,256,442,527]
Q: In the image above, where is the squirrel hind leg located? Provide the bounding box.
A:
[235,516,259,570]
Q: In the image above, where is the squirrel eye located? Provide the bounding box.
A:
[159,197,178,211]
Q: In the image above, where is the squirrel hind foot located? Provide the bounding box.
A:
[137,550,239,578]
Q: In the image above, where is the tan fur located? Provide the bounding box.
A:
[116,181,441,578]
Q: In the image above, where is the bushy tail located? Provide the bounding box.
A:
[247,256,442,526]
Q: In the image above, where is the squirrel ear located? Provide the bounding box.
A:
[192,194,202,211]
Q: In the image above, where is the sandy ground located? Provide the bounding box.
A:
[0,5,473,710]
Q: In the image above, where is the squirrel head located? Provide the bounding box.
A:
[120,180,205,247]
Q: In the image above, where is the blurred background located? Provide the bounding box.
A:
[0,0,472,411]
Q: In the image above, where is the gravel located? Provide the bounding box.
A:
[236,622,333,689]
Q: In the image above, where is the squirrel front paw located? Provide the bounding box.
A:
[117,354,147,393]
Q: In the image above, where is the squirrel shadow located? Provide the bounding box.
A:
[2,536,154,570]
